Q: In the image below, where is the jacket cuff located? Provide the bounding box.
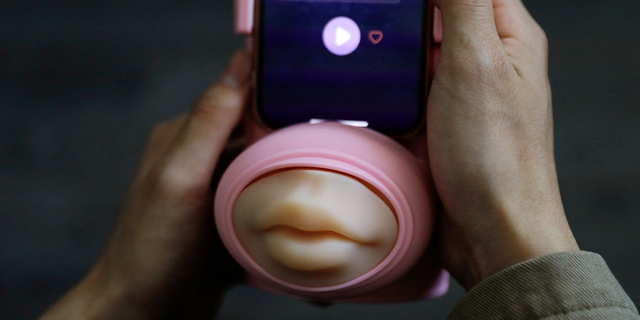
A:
[448,251,639,319]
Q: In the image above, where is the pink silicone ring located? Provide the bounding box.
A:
[214,122,435,300]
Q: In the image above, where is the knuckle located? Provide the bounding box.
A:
[537,29,549,50]
[192,84,242,121]
[529,22,549,49]
[445,36,512,73]
[464,49,512,84]
[152,163,206,200]
[149,116,184,141]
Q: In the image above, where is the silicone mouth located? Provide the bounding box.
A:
[214,122,434,300]
[233,169,399,288]
[251,184,391,244]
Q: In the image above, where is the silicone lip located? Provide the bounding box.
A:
[214,123,433,300]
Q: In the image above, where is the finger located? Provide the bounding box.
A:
[493,0,548,75]
[158,51,252,193]
[433,0,503,55]
[134,115,188,185]
[493,0,534,39]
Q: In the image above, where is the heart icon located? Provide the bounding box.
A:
[368,30,383,44]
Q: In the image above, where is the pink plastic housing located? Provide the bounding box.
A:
[235,0,254,34]
[234,0,443,44]
[433,7,443,44]
[214,123,449,301]
[228,0,448,302]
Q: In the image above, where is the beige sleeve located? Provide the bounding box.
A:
[448,251,639,320]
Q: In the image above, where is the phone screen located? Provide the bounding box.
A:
[257,0,428,134]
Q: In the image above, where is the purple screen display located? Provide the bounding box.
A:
[258,0,427,133]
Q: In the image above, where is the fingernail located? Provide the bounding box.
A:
[223,51,251,89]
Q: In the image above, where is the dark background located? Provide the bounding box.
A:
[1,0,639,319]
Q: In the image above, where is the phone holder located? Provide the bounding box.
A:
[212,0,449,302]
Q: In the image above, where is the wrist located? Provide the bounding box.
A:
[436,161,581,290]
[466,209,580,289]
[40,262,153,320]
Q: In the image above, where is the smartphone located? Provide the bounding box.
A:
[253,0,433,136]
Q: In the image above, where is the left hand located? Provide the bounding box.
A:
[40,51,252,320]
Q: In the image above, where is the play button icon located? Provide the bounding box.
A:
[335,27,351,46]
[323,17,361,56]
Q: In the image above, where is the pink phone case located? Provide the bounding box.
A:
[215,0,449,302]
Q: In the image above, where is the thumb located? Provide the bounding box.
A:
[161,51,252,188]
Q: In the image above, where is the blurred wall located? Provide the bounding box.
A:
[1,0,638,319]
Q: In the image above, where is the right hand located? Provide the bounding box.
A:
[426,0,579,289]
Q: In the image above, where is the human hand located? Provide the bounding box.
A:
[40,51,251,319]
[426,0,579,290]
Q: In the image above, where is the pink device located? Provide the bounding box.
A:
[213,0,449,302]
[215,122,448,301]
